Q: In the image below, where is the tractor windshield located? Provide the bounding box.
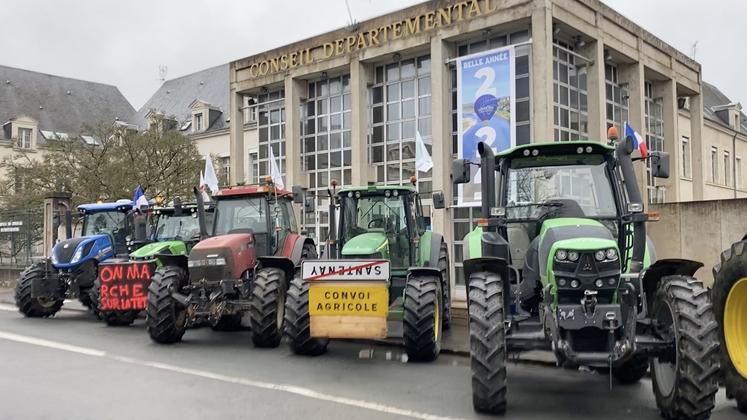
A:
[213,197,268,236]
[506,160,617,220]
[155,213,202,241]
[82,211,127,237]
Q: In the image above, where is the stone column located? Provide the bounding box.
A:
[654,79,679,201]
[690,92,705,200]
[579,39,606,141]
[284,77,306,189]
[619,61,648,203]
[530,1,554,142]
[229,89,245,183]
[350,58,371,186]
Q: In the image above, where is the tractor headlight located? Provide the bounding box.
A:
[51,252,58,265]
[555,250,567,261]
[568,251,579,262]
[557,278,567,287]
[594,250,606,261]
[213,257,226,266]
[605,248,618,260]
[570,280,580,288]
[594,279,604,288]
[70,247,84,264]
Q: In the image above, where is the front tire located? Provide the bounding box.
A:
[437,242,451,330]
[403,273,442,362]
[284,273,328,355]
[249,267,286,347]
[712,240,747,413]
[468,271,507,414]
[651,275,719,420]
[146,266,187,344]
[15,263,63,318]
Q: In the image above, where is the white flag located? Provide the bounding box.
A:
[415,130,433,173]
[203,154,220,194]
[199,170,210,202]
[269,146,285,190]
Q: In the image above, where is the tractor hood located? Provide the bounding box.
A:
[538,218,617,277]
[341,232,388,257]
[52,234,112,267]
[130,240,187,259]
[188,233,256,280]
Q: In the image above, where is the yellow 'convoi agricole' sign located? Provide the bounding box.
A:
[243,0,501,78]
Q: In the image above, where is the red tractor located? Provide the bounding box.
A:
[146,182,316,347]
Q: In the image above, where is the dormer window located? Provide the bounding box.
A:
[18,128,32,149]
[194,113,203,132]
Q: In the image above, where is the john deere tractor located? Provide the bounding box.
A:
[453,138,719,419]
[91,201,213,326]
[284,181,451,362]
[15,200,139,317]
[146,182,316,347]
[713,237,747,414]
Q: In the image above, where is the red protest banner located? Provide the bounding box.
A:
[98,262,153,311]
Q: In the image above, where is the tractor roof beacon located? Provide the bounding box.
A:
[284,180,451,361]
[145,181,316,347]
[91,201,213,327]
[453,137,719,418]
[15,199,141,318]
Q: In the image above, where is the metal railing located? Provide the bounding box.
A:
[0,207,44,268]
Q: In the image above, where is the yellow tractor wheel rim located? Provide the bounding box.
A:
[434,296,441,342]
[725,277,747,378]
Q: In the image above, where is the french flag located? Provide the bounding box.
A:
[624,122,648,157]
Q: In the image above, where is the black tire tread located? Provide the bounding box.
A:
[249,267,285,347]
[146,266,187,344]
[283,274,328,356]
[652,275,720,420]
[437,242,451,330]
[712,240,747,411]
[468,271,507,414]
[403,273,442,362]
[15,263,63,317]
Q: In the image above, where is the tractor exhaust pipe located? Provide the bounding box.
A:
[478,142,497,224]
[616,138,646,273]
[193,187,209,240]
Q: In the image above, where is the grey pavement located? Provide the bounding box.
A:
[0,289,742,419]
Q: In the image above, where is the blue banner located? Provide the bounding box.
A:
[456,46,515,206]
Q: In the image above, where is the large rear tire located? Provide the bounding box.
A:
[284,273,328,356]
[250,267,286,348]
[468,271,507,414]
[15,263,63,318]
[437,242,451,330]
[403,273,442,362]
[146,266,187,344]
[712,240,747,413]
[651,275,719,420]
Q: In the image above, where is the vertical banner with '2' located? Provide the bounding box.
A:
[456,46,515,207]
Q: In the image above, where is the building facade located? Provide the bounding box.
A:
[211,0,745,304]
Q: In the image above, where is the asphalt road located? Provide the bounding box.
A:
[0,302,742,420]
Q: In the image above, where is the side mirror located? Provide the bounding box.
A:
[292,185,304,204]
[451,159,471,184]
[305,197,316,212]
[432,191,445,209]
[649,151,670,179]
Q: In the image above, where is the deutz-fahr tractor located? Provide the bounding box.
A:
[712,236,747,414]
[16,199,139,317]
[146,182,316,347]
[284,181,451,362]
[91,201,212,327]
[453,138,720,419]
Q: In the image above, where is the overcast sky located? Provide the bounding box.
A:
[2,0,744,110]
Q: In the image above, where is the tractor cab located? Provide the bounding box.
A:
[337,186,423,269]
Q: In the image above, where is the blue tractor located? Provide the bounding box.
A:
[15,199,140,317]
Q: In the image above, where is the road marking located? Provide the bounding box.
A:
[0,329,462,420]
[0,303,17,312]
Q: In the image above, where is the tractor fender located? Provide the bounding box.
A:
[463,257,510,285]
[256,256,295,287]
[156,253,188,272]
[641,258,704,310]
[287,235,316,266]
[418,232,443,268]
[407,266,443,281]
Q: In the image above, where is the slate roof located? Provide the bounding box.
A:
[702,81,747,132]
[135,64,229,134]
[0,65,135,140]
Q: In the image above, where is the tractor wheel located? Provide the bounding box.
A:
[78,290,94,309]
[301,242,318,259]
[612,354,649,384]
[468,271,507,414]
[146,266,187,344]
[250,267,286,348]
[651,275,719,420]
[403,272,442,362]
[284,273,328,356]
[712,240,747,413]
[437,242,451,330]
[15,263,63,318]
[89,278,137,327]
[211,314,243,331]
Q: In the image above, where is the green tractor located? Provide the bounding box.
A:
[91,201,212,326]
[453,138,719,419]
[712,237,747,414]
[284,181,451,362]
